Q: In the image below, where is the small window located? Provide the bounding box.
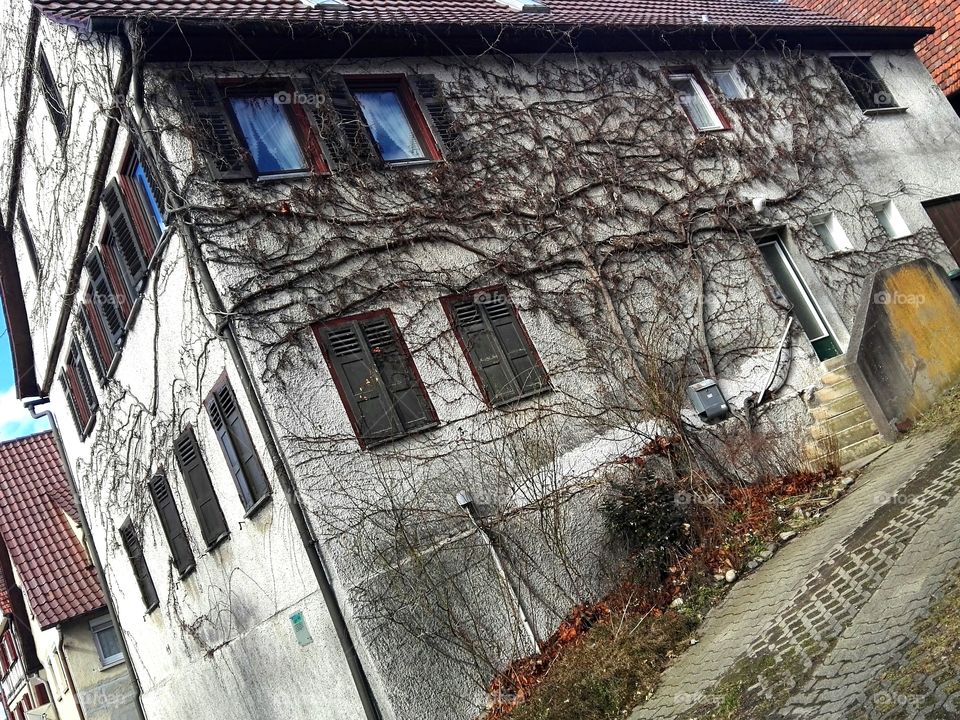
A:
[89,616,124,668]
[710,67,752,100]
[148,473,195,577]
[121,151,166,253]
[443,288,551,406]
[348,78,442,163]
[314,310,439,447]
[16,206,40,277]
[36,48,68,140]
[119,519,159,612]
[204,379,271,513]
[226,92,313,176]
[59,341,98,438]
[872,200,911,238]
[810,212,853,253]
[81,250,126,378]
[831,56,897,111]
[173,427,229,550]
[668,72,725,131]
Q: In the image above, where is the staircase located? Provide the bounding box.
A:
[806,355,888,469]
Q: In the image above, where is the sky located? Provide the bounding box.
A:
[0,295,48,441]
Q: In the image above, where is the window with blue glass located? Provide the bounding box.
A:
[349,79,442,164]
[227,93,313,176]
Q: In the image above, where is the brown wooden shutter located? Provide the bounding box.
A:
[85,250,125,352]
[204,381,270,511]
[289,77,335,172]
[325,75,380,167]
[78,309,107,382]
[70,344,99,419]
[119,519,159,610]
[410,74,464,159]
[59,371,84,434]
[148,473,195,577]
[180,78,253,181]
[174,428,229,548]
[359,316,435,430]
[102,180,147,300]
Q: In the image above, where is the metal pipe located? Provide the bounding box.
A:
[26,401,146,720]
[57,631,87,720]
[122,21,385,720]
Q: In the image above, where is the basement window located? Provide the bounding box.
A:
[872,200,911,239]
[810,212,853,253]
[667,72,725,131]
[90,616,124,668]
[348,78,443,164]
[831,56,898,112]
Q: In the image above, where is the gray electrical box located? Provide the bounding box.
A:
[687,379,729,422]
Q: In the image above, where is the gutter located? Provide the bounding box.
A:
[121,21,386,720]
[26,402,146,720]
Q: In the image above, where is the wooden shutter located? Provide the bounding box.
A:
[289,77,334,172]
[102,180,147,300]
[78,310,107,381]
[180,78,253,181]
[923,196,960,267]
[70,344,99,418]
[148,473,195,576]
[205,381,270,511]
[85,250,125,351]
[119,520,159,610]
[479,294,549,396]
[174,428,229,548]
[59,371,85,434]
[359,316,435,430]
[325,75,380,167]
[450,299,519,404]
[410,74,464,159]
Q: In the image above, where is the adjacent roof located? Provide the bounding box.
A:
[0,432,104,629]
[33,0,852,28]
[790,0,960,96]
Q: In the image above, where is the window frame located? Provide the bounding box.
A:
[345,75,444,165]
[830,55,901,113]
[709,66,753,101]
[60,340,98,439]
[15,205,40,278]
[313,309,440,448]
[36,47,68,141]
[809,212,854,253]
[89,616,125,669]
[872,200,912,239]
[220,79,330,180]
[119,146,166,257]
[440,286,552,408]
[665,69,728,132]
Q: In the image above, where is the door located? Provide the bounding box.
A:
[922,194,960,267]
[757,233,841,361]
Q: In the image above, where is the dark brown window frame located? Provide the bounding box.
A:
[36,47,68,141]
[59,340,98,439]
[441,286,552,407]
[313,309,440,449]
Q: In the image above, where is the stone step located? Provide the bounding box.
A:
[820,355,848,373]
[820,367,852,387]
[814,378,858,403]
[810,390,866,421]
[809,405,873,438]
[807,432,888,469]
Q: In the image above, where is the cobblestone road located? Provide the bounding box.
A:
[629,429,960,720]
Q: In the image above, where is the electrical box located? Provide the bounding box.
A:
[290,610,314,647]
[687,379,729,422]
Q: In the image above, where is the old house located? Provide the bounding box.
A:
[0,432,137,720]
[1,1,960,719]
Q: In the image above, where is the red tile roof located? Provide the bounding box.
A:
[0,433,104,630]
[790,0,960,96]
[34,0,853,27]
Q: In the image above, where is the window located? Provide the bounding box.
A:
[226,93,312,176]
[34,683,50,706]
[204,379,271,513]
[60,341,98,437]
[810,212,853,253]
[443,288,551,406]
[120,152,166,253]
[314,311,439,447]
[80,250,126,379]
[36,48,67,140]
[148,473,195,577]
[831,56,897,111]
[89,617,124,668]
[174,428,229,549]
[710,67,752,100]
[119,519,159,611]
[16,206,40,277]
[872,200,911,239]
[347,78,442,164]
[668,72,725,131]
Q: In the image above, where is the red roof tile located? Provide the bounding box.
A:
[790,0,960,96]
[33,0,853,27]
[0,432,104,630]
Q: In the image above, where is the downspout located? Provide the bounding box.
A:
[57,631,87,720]
[121,21,385,720]
[3,6,40,234]
[26,402,146,720]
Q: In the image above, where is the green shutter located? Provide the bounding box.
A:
[450,299,518,404]
[205,381,270,511]
[174,428,229,549]
[148,473,195,577]
[480,295,549,396]
[119,520,159,610]
[410,74,464,158]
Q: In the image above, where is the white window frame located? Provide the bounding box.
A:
[89,617,124,668]
[871,200,911,239]
[810,212,853,253]
[757,235,832,342]
[667,72,724,131]
[710,66,753,100]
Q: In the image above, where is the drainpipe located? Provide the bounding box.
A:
[57,632,87,720]
[121,21,385,720]
[26,401,146,720]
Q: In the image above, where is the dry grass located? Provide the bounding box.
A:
[911,383,960,438]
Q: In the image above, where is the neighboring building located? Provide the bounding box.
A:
[0,433,138,720]
[789,0,960,111]
[1,1,960,720]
